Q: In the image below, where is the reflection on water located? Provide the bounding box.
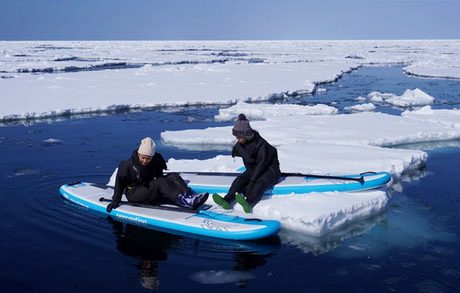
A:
[109,219,280,290]
[389,164,427,193]
[330,193,456,260]
[190,270,255,286]
[281,189,456,259]
[110,219,172,290]
[280,213,387,255]
[393,139,460,151]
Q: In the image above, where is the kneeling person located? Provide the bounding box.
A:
[106,137,208,213]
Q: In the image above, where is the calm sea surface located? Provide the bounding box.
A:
[1,66,459,292]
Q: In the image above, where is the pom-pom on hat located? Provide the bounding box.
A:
[137,137,156,156]
[232,114,254,139]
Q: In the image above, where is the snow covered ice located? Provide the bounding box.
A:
[367,88,434,108]
[2,40,460,242]
[162,107,460,237]
[2,40,460,121]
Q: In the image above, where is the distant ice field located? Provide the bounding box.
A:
[1,40,460,121]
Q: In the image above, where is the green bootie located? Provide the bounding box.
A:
[235,193,252,213]
[212,193,230,210]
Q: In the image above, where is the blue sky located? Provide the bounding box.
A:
[1,0,459,40]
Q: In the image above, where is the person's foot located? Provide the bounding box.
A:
[212,193,231,210]
[235,193,252,213]
[176,192,208,209]
[191,192,209,210]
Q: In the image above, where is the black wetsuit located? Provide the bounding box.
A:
[224,131,281,206]
[112,150,189,204]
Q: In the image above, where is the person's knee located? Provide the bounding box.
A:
[127,187,150,203]
[166,172,181,181]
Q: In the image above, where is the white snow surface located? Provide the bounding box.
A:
[161,107,460,237]
[402,106,460,128]
[3,40,460,241]
[2,40,460,120]
[162,111,460,148]
[367,88,434,108]
[344,103,376,112]
[214,101,338,121]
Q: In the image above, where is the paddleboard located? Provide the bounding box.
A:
[59,182,280,240]
[181,171,391,195]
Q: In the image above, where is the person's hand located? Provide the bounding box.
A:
[106,201,120,213]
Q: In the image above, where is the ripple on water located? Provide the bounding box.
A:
[189,270,255,285]
[381,276,408,285]
[414,279,444,293]
[9,167,41,176]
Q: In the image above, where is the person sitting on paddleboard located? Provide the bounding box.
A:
[213,114,281,213]
[106,137,208,213]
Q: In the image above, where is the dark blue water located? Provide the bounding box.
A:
[1,66,460,292]
[285,65,460,115]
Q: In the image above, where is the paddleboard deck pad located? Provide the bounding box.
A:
[181,171,391,195]
[59,182,280,240]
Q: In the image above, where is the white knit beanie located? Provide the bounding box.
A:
[137,137,156,156]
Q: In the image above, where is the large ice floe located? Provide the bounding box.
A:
[162,104,460,238]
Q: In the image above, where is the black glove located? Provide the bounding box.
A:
[106,201,120,213]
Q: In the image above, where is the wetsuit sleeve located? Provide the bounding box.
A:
[112,161,129,202]
[250,142,276,182]
[232,143,252,162]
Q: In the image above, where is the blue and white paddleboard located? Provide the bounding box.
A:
[182,171,391,195]
[59,182,280,241]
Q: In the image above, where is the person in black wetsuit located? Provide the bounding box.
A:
[213,114,281,213]
[106,137,208,213]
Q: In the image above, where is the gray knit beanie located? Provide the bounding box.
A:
[232,114,254,140]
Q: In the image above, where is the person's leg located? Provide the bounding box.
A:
[147,177,179,202]
[239,168,280,211]
[224,173,251,202]
[149,175,208,209]
[164,173,191,195]
[126,186,153,203]
[213,172,251,209]
[235,180,267,213]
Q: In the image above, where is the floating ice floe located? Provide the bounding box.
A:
[161,108,460,238]
[402,106,460,128]
[0,61,353,121]
[214,101,338,121]
[367,88,434,108]
[162,111,460,148]
[344,103,376,112]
